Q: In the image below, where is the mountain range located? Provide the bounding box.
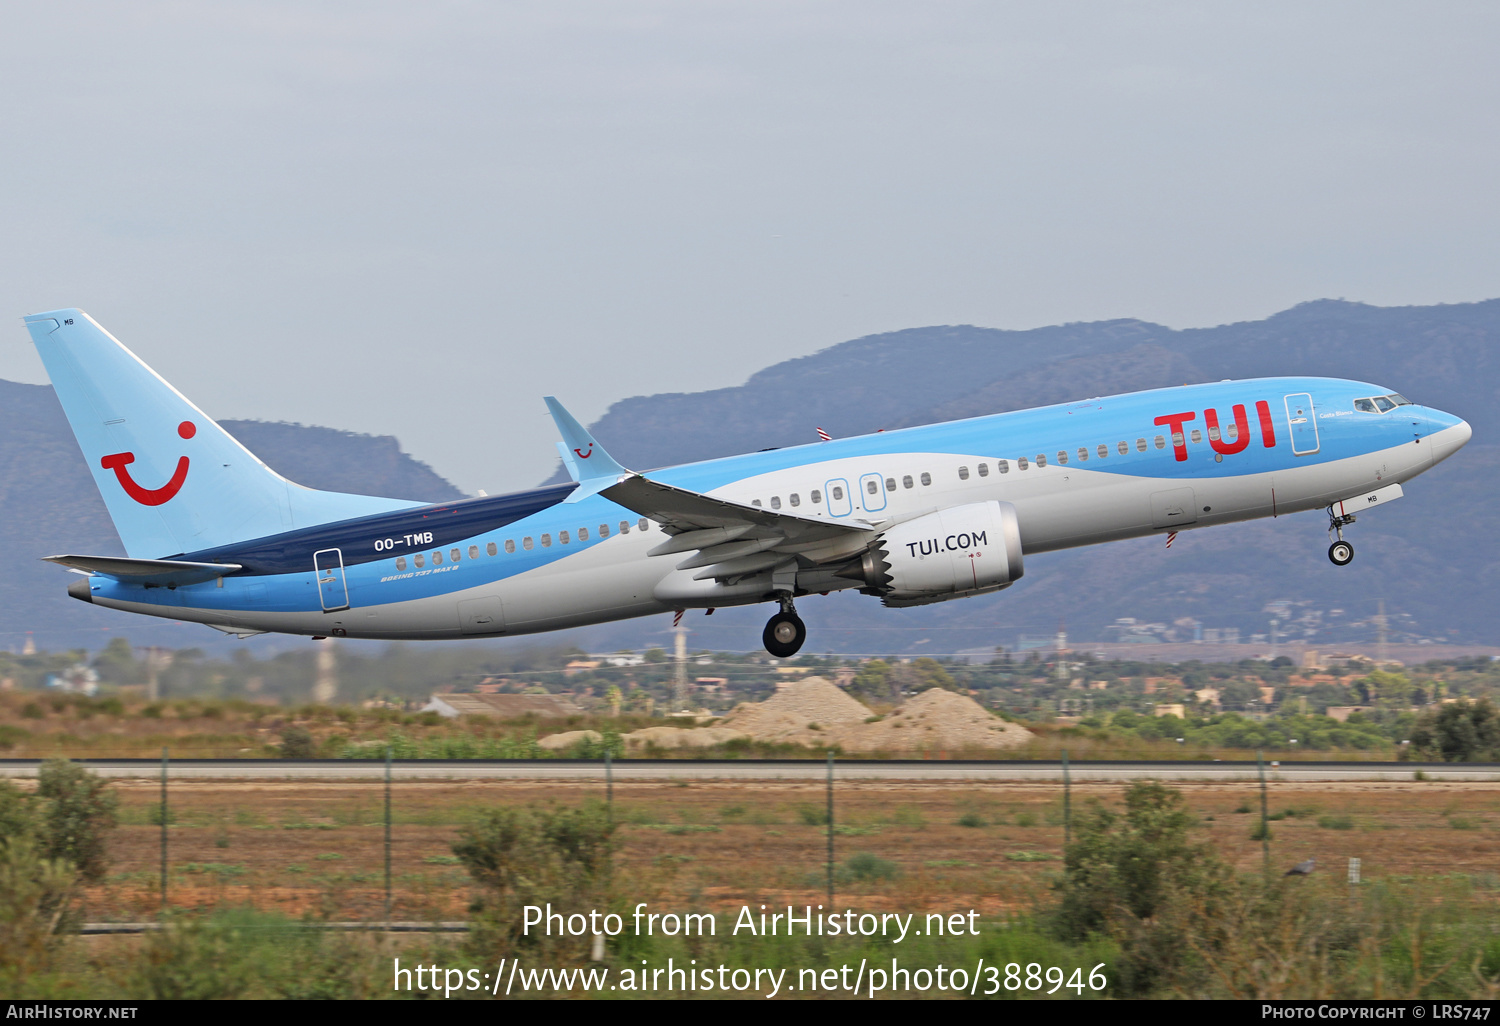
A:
[2,298,1495,655]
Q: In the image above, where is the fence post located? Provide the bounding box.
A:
[1257,749,1270,875]
[160,746,168,915]
[1062,750,1074,852]
[605,748,613,812]
[826,751,835,908]
[384,744,393,923]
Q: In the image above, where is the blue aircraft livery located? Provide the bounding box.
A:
[24,309,1472,657]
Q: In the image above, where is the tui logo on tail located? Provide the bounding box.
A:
[99,421,196,506]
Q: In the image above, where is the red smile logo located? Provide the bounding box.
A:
[100,421,196,506]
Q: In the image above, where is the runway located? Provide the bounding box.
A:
[2,758,1496,783]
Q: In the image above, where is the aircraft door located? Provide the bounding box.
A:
[825,478,852,517]
[859,473,887,513]
[314,548,350,612]
[1284,393,1320,455]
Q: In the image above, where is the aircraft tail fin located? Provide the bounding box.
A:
[24,309,420,558]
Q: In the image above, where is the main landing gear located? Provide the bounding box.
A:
[763,595,807,658]
[1327,505,1356,566]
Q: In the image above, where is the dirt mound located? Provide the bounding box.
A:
[719,677,871,741]
[829,688,1033,753]
[537,729,602,750]
[624,726,748,750]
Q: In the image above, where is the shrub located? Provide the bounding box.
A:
[1052,781,1232,995]
[278,727,316,759]
[35,759,116,883]
[454,801,616,962]
[957,812,986,828]
[841,851,900,881]
[1318,815,1354,830]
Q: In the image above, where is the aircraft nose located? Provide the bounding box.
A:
[1428,413,1471,466]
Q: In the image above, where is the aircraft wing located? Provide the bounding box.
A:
[43,554,242,586]
[602,475,876,581]
[544,396,877,581]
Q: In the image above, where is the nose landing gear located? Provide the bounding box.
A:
[762,595,807,658]
[1327,505,1356,566]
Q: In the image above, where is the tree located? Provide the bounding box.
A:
[35,759,117,883]
[605,685,623,717]
[849,660,892,700]
[1411,699,1500,762]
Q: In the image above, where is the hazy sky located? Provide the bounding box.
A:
[4,3,1497,492]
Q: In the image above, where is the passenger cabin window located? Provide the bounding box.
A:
[1117,441,1128,454]
[1035,454,1047,467]
[885,478,896,491]
[504,539,515,554]
[541,534,552,547]
[1017,457,1029,470]
[598,524,609,538]
[579,527,589,540]
[789,494,800,507]
[1135,438,1147,452]
[1208,425,1220,441]
[638,519,649,532]
[396,557,407,571]
[1056,451,1068,465]
[811,490,822,504]
[487,542,498,556]
[831,486,844,501]
[958,466,970,480]
[1077,447,1088,461]
[865,480,878,495]
[1226,423,1239,440]
[997,460,1009,474]
[415,553,426,567]
[1171,432,1184,448]
[432,551,443,565]
[1097,444,1108,458]
[752,499,763,507]
[467,546,478,560]
[902,475,914,489]
[1154,435,1166,449]
[559,531,570,544]
[451,548,461,561]
[523,537,534,551]
[771,496,782,509]
[619,521,630,534]
[1190,429,1202,444]
[977,463,989,477]
[920,472,932,486]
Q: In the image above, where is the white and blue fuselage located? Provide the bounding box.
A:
[60,369,1469,645]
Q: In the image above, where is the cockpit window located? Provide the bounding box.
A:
[1357,394,1412,413]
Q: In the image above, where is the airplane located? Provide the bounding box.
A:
[24,308,1471,658]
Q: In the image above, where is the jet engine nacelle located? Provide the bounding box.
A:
[846,500,1024,607]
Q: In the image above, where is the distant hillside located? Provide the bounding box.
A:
[558,299,1497,474]
[0,380,462,651]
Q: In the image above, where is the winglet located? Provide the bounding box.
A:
[543,396,630,501]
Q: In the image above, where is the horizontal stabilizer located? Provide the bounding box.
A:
[43,554,241,586]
